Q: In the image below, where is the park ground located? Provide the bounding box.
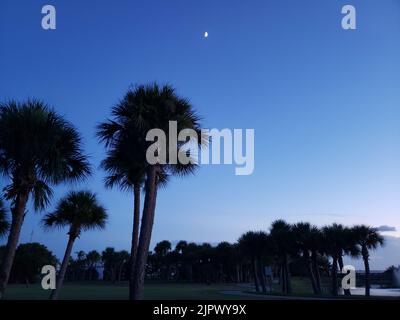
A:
[3,278,400,300]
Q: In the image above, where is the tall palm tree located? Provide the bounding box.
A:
[0,100,90,298]
[270,220,295,294]
[96,137,145,298]
[43,191,107,300]
[351,225,384,296]
[0,199,9,238]
[97,84,205,299]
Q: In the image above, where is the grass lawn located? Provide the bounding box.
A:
[5,278,397,300]
[4,281,260,300]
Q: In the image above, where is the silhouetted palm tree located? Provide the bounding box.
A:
[351,225,384,296]
[308,226,324,294]
[97,84,205,299]
[0,100,90,298]
[0,199,9,238]
[292,222,320,294]
[43,191,107,300]
[96,137,145,298]
[174,240,188,254]
[115,250,130,282]
[102,247,118,282]
[322,223,348,296]
[339,226,360,296]
[270,220,295,294]
[154,240,172,257]
[238,231,271,294]
[85,250,101,280]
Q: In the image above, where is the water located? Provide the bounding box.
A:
[350,287,400,297]
[394,268,400,287]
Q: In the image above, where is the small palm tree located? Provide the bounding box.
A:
[85,250,101,280]
[0,100,90,298]
[0,199,9,238]
[292,222,320,294]
[270,220,295,294]
[322,223,348,296]
[351,225,384,296]
[43,191,107,300]
[238,231,271,294]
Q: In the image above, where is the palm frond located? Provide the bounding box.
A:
[0,198,9,237]
[32,180,53,211]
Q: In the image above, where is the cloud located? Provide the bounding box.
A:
[376,225,397,232]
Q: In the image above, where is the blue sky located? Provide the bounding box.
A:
[1,0,399,269]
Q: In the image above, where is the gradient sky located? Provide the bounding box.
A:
[1,0,399,269]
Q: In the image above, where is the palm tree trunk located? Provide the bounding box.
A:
[50,234,76,300]
[304,250,318,294]
[257,259,267,294]
[252,258,260,292]
[311,250,321,294]
[280,264,286,293]
[131,166,159,300]
[0,191,29,299]
[235,264,240,283]
[129,184,141,300]
[284,255,292,294]
[118,264,123,282]
[331,254,338,296]
[362,245,370,297]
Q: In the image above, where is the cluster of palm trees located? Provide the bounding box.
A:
[238,220,384,297]
[63,248,130,283]
[0,86,386,300]
[146,241,243,283]
[0,83,204,300]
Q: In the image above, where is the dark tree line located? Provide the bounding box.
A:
[0,217,385,298]
[142,220,384,297]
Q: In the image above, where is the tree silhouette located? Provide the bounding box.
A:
[270,220,295,294]
[97,84,205,299]
[43,191,107,300]
[351,225,384,296]
[0,199,9,238]
[0,100,90,298]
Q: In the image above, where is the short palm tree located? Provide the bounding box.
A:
[322,223,348,296]
[292,222,320,294]
[85,250,101,280]
[97,83,205,299]
[0,100,90,298]
[270,220,295,294]
[43,191,107,300]
[0,199,9,238]
[238,231,271,294]
[351,225,384,296]
[308,226,324,294]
